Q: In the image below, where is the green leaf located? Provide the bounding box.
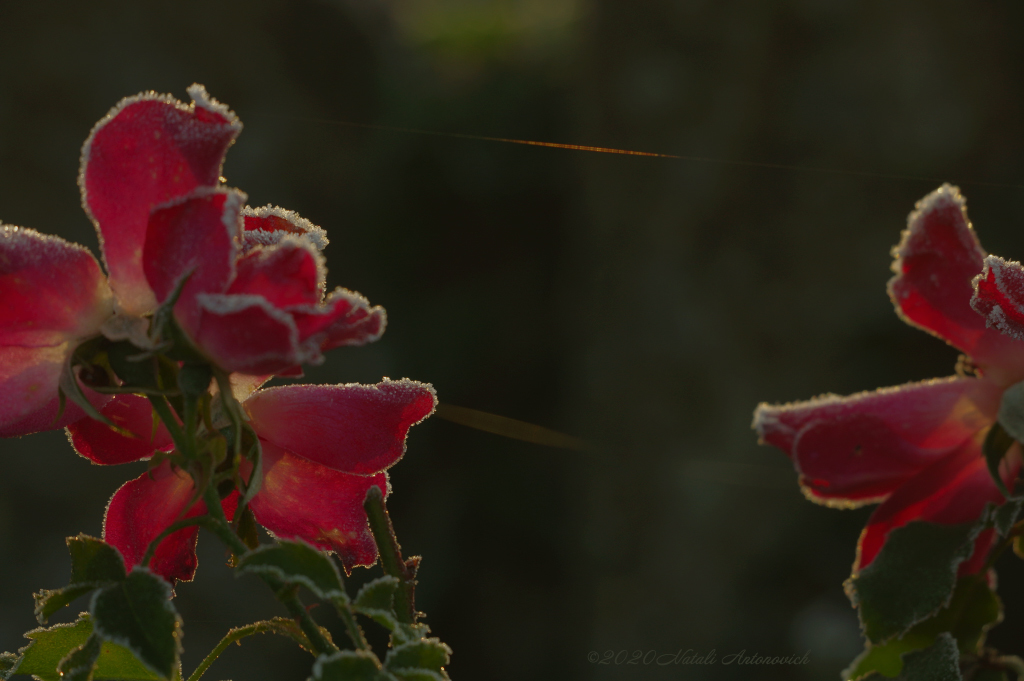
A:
[994,497,1024,537]
[983,422,1016,498]
[35,584,103,625]
[0,652,19,680]
[91,569,182,679]
[998,380,1024,442]
[235,539,346,601]
[69,535,128,584]
[15,614,161,681]
[845,520,982,643]
[57,633,101,681]
[844,575,1001,679]
[352,576,400,629]
[309,650,384,681]
[859,633,962,681]
[35,536,127,625]
[384,639,451,678]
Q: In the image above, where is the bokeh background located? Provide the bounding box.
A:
[3,1,1024,679]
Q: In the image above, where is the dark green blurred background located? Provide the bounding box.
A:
[4,1,1024,679]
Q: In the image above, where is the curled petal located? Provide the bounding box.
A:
[80,84,241,314]
[144,187,244,332]
[248,441,385,569]
[888,184,1024,381]
[754,377,1000,506]
[192,294,300,374]
[241,205,328,252]
[228,237,324,308]
[0,226,113,347]
[853,431,1018,573]
[972,256,1024,343]
[245,379,437,474]
[67,394,173,465]
[103,461,204,584]
[292,289,386,355]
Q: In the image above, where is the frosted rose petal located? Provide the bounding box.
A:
[103,461,204,584]
[80,85,241,314]
[245,379,437,474]
[0,226,113,347]
[754,377,1000,506]
[854,433,1018,574]
[67,394,173,465]
[248,441,385,569]
[889,184,1024,381]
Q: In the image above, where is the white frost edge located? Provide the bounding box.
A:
[970,255,1024,341]
[241,204,329,251]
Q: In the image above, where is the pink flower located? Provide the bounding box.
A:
[0,85,383,436]
[754,185,1024,576]
[68,378,436,583]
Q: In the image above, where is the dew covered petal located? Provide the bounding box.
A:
[67,394,173,465]
[0,225,113,347]
[143,187,243,333]
[80,85,241,314]
[0,345,97,437]
[754,377,1000,507]
[889,184,1024,381]
[244,379,437,474]
[192,294,300,374]
[292,289,386,355]
[227,237,323,308]
[247,441,385,569]
[972,255,1024,344]
[103,461,205,584]
[854,432,1018,573]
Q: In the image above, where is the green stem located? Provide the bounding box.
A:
[185,619,314,681]
[148,395,186,453]
[363,486,416,624]
[995,655,1024,680]
[199,485,337,656]
[331,597,369,650]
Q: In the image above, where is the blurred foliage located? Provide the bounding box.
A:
[3,1,1024,679]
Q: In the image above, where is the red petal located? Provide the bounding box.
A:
[0,226,113,347]
[244,379,436,474]
[80,85,241,314]
[227,238,323,308]
[292,289,386,354]
[854,432,1017,573]
[67,394,173,465]
[143,187,243,332]
[0,345,86,437]
[241,205,328,252]
[103,461,204,583]
[248,441,385,569]
[192,294,299,374]
[972,256,1024,343]
[889,185,1024,381]
[754,377,999,506]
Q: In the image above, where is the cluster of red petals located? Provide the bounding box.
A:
[0,85,436,582]
[68,378,436,583]
[755,185,1024,577]
[0,85,386,436]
